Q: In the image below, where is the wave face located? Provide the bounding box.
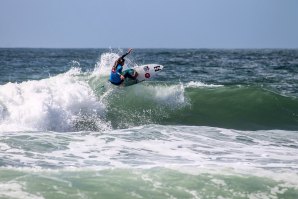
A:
[101,83,298,130]
[0,48,298,198]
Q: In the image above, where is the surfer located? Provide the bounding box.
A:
[109,48,138,86]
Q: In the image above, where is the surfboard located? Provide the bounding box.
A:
[123,64,164,87]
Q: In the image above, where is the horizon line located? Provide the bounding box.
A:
[1,47,298,50]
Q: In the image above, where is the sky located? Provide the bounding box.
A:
[0,0,297,48]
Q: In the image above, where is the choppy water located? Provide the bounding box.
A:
[0,48,298,198]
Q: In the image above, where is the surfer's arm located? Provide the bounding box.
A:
[117,73,124,80]
[116,65,124,80]
[120,48,133,59]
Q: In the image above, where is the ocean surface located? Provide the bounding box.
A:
[0,48,298,199]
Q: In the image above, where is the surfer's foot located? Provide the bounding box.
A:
[133,71,138,78]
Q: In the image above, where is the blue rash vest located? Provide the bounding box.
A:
[109,64,123,85]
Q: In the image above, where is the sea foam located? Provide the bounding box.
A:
[0,68,106,132]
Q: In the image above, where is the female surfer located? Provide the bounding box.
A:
[109,48,138,85]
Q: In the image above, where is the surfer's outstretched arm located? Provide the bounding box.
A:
[120,48,133,59]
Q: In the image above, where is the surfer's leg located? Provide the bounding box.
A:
[129,69,138,79]
[132,70,138,78]
[122,69,137,79]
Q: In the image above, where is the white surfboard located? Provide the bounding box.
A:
[123,64,164,86]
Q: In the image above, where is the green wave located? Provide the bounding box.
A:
[95,81,298,130]
[182,86,298,130]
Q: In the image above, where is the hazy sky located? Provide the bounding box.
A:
[0,0,297,48]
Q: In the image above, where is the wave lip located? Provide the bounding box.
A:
[185,81,223,88]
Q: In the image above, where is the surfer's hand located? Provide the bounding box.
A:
[127,48,133,54]
[120,75,125,80]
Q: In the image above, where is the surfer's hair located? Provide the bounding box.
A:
[112,58,125,70]
[119,58,125,63]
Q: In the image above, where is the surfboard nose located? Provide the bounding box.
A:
[153,64,163,72]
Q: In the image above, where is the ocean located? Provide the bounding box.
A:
[0,48,298,199]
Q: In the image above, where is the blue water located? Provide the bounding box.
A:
[0,48,298,198]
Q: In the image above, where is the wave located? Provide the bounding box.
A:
[99,82,298,130]
[1,68,298,132]
[0,51,298,132]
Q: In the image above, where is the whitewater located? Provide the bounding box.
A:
[0,48,298,199]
